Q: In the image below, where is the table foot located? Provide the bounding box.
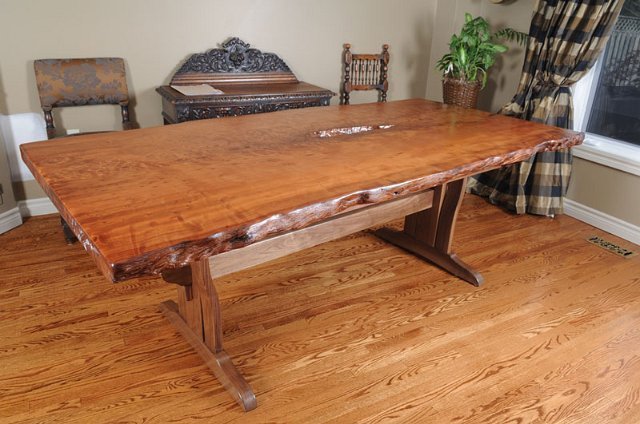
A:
[374,227,483,287]
[160,300,257,411]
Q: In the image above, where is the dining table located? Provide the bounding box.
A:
[20,99,583,411]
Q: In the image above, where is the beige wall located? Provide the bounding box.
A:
[0,0,435,130]
[0,12,16,213]
[567,158,640,227]
[0,137,17,214]
[426,0,534,113]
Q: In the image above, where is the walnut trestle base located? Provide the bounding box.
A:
[159,178,481,411]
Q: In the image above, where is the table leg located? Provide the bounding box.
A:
[374,178,483,286]
[60,217,78,244]
[160,261,257,411]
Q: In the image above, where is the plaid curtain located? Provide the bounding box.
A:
[469,0,623,216]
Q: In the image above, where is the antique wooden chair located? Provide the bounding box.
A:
[33,57,134,139]
[33,57,135,243]
[340,43,390,105]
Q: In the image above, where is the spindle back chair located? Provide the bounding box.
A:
[340,43,389,105]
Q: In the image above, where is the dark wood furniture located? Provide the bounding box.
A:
[340,43,390,105]
[21,99,583,412]
[33,57,136,243]
[156,38,334,124]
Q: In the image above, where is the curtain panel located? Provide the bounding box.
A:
[469,0,624,216]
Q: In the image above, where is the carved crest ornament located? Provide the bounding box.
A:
[175,38,292,74]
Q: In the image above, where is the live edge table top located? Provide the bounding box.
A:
[20,99,583,283]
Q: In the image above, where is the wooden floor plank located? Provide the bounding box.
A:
[1,195,639,423]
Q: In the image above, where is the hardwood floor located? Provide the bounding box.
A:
[0,195,639,423]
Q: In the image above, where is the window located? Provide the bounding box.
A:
[587,5,640,145]
[573,0,640,176]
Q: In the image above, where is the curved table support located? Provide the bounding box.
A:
[374,178,483,287]
[373,227,483,286]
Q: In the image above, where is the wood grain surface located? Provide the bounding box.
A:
[2,196,639,423]
[20,99,583,282]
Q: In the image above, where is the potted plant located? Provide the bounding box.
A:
[436,13,527,108]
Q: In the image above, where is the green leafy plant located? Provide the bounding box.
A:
[436,13,528,88]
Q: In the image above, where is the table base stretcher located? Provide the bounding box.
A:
[159,178,481,411]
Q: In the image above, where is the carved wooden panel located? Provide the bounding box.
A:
[170,38,298,86]
[176,99,330,122]
[157,82,334,124]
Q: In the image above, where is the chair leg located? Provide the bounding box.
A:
[60,217,78,244]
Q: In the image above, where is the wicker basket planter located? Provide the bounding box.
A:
[442,78,482,109]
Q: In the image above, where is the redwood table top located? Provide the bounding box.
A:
[21,99,583,282]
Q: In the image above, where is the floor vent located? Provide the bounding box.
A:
[588,236,637,258]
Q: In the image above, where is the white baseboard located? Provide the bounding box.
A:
[564,198,640,246]
[17,197,58,217]
[0,207,23,234]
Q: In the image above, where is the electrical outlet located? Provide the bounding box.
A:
[66,129,81,135]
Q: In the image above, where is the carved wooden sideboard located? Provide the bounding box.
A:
[156,38,335,124]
